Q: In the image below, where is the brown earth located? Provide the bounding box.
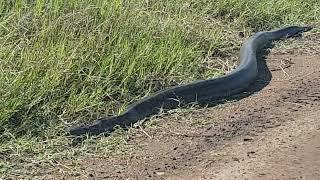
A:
[51,33,319,179]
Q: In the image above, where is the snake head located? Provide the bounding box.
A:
[286,25,313,38]
[302,26,313,32]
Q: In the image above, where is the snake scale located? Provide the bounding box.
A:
[69,26,312,136]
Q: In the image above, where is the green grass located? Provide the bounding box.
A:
[0,0,319,177]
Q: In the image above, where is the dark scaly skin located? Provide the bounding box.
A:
[69,26,313,136]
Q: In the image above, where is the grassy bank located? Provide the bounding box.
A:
[0,0,319,177]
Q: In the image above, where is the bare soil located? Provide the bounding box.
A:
[50,34,320,179]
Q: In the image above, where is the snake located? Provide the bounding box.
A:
[69,26,312,136]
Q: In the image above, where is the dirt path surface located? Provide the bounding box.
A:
[55,34,319,180]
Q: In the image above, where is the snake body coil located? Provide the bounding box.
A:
[69,26,312,136]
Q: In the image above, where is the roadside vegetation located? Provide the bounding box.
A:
[0,0,319,177]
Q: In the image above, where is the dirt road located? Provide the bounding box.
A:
[55,34,320,180]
